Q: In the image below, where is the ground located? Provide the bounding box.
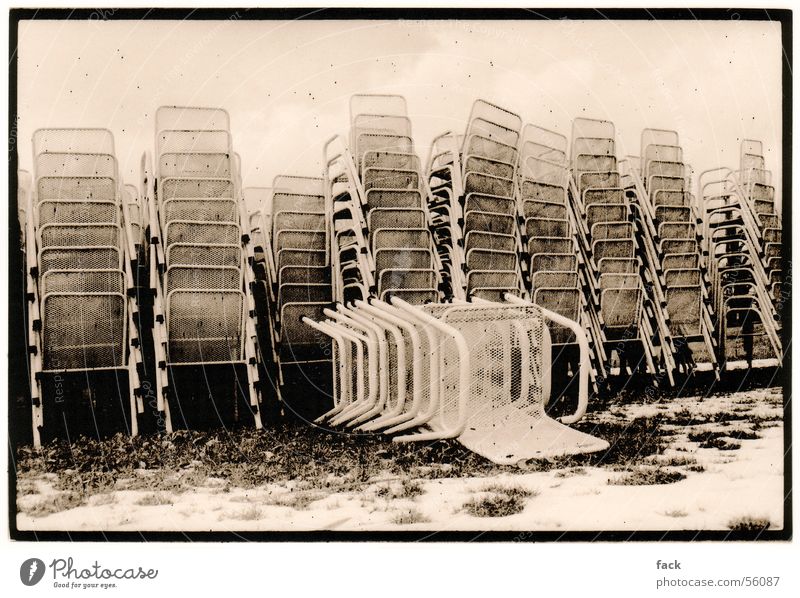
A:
[14,386,784,533]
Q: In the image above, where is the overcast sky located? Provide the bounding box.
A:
[17,18,783,202]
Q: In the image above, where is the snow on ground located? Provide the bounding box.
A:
[16,387,784,532]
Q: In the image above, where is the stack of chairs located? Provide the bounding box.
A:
[25,128,142,447]
[517,124,603,390]
[699,166,781,368]
[570,118,658,378]
[631,129,717,376]
[265,176,334,420]
[325,94,441,305]
[147,106,262,430]
[737,140,782,311]
[425,131,466,299]
[458,100,524,301]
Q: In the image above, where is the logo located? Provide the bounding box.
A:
[20,558,46,586]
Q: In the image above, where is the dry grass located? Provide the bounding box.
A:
[727,515,772,532]
[391,508,431,525]
[226,505,262,521]
[134,492,174,507]
[609,467,686,486]
[375,478,426,500]
[22,491,84,518]
[463,484,537,518]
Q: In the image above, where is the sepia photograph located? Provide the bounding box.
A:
[7,8,791,541]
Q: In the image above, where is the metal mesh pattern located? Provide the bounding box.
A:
[599,273,639,289]
[573,138,615,157]
[528,237,573,257]
[525,217,569,238]
[590,222,633,241]
[533,271,580,289]
[280,303,329,347]
[368,208,426,231]
[372,228,432,251]
[166,290,244,363]
[275,230,327,251]
[162,198,239,224]
[601,288,642,329]
[274,212,326,233]
[366,189,424,210]
[39,224,121,250]
[37,177,117,201]
[465,193,516,215]
[644,144,683,164]
[463,156,515,179]
[375,249,434,272]
[649,176,686,194]
[464,210,515,235]
[466,270,518,292]
[33,128,115,156]
[167,243,241,268]
[352,135,414,162]
[40,247,121,275]
[579,172,621,193]
[598,258,638,274]
[575,152,616,172]
[166,266,242,294]
[362,168,420,192]
[159,153,231,178]
[41,293,125,370]
[464,135,517,164]
[277,249,327,270]
[157,130,232,155]
[362,151,420,172]
[165,221,241,248]
[534,288,581,320]
[522,200,568,220]
[463,172,515,197]
[159,177,234,200]
[658,222,695,239]
[37,200,119,226]
[586,204,628,231]
[531,254,577,274]
[41,269,125,295]
[653,190,691,208]
[520,180,567,205]
[35,153,117,178]
[593,239,635,261]
[351,114,412,144]
[465,249,518,271]
[272,192,326,215]
[583,188,625,205]
[278,284,332,305]
[655,206,692,222]
[666,287,702,335]
[646,160,686,180]
[466,117,519,148]
[464,231,516,252]
[378,269,437,293]
[434,303,544,433]
[468,101,522,134]
[278,265,331,286]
